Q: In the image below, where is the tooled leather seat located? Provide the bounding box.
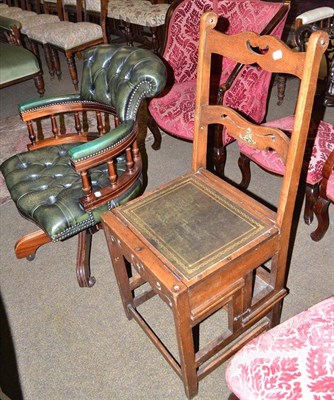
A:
[0,44,167,286]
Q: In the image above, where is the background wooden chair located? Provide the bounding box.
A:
[225,296,334,400]
[0,44,166,287]
[0,16,45,96]
[101,12,328,399]
[277,6,334,106]
[24,0,108,89]
[147,0,291,176]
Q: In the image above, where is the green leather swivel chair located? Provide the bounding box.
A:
[0,44,167,287]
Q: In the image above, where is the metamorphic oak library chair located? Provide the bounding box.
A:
[0,44,167,287]
[101,11,328,399]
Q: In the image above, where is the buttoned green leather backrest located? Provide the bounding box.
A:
[80,44,167,122]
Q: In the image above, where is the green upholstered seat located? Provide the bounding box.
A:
[0,43,40,85]
[1,143,143,241]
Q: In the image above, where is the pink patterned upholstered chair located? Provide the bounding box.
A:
[311,149,334,240]
[148,0,290,174]
[238,117,334,233]
[225,296,334,400]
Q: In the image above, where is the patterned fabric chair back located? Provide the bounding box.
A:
[163,0,289,130]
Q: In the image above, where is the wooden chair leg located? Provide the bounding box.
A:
[42,43,57,80]
[65,53,79,90]
[311,196,331,241]
[15,229,51,260]
[303,183,319,225]
[150,27,158,54]
[33,73,45,97]
[238,153,251,189]
[276,73,287,106]
[148,114,162,150]
[50,47,62,81]
[76,229,96,287]
[125,22,133,47]
[173,293,198,399]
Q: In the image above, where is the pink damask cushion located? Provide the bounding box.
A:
[239,117,334,185]
[226,296,334,400]
[148,0,287,142]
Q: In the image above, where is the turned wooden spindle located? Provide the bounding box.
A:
[126,147,134,171]
[107,159,117,185]
[51,115,60,137]
[80,171,93,201]
[132,140,140,160]
[26,120,36,146]
[74,112,82,134]
[96,111,105,136]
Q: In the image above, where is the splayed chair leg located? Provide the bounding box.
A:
[76,229,96,287]
[15,229,51,260]
[311,197,330,241]
[148,114,162,150]
[238,153,251,189]
[303,183,319,225]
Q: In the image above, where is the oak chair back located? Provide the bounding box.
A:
[101,12,328,399]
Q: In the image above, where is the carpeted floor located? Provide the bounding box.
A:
[1,53,333,399]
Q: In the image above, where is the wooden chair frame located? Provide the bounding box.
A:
[0,17,45,95]
[101,12,328,399]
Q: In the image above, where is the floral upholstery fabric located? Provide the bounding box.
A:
[225,296,334,400]
[239,116,334,185]
[27,21,103,49]
[83,0,134,15]
[0,7,26,15]
[148,0,288,143]
[115,1,170,27]
[17,14,60,35]
[44,22,103,50]
[0,9,36,18]
[26,21,70,43]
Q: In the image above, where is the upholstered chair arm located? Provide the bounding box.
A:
[69,120,135,166]
[19,94,117,119]
[0,16,22,45]
[66,45,166,210]
[18,94,118,149]
[68,120,141,210]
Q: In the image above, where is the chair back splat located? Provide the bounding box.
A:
[101,11,328,399]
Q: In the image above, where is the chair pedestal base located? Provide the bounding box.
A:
[15,228,97,288]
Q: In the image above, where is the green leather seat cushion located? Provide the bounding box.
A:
[0,143,143,241]
[0,43,40,84]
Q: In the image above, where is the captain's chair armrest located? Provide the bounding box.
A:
[19,94,87,120]
[68,120,140,210]
[68,120,135,170]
